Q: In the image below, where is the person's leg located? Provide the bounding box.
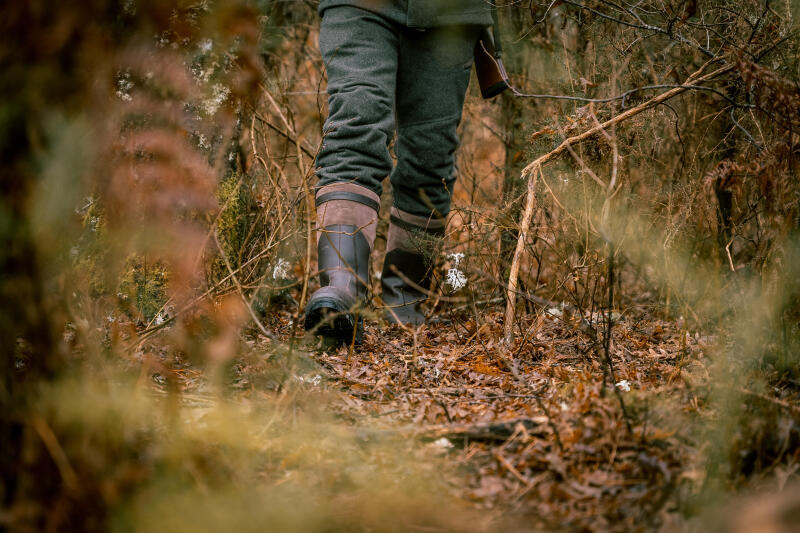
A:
[315,5,398,199]
[306,6,399,343]
[391,25,478,218]
[381,25,479,324]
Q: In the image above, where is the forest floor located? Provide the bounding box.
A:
[148,295,713,530]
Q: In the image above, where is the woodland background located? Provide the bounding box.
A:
[2,0,800,531]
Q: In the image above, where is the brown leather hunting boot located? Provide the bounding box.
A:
[304,183,379,344]
[380,207,446,325]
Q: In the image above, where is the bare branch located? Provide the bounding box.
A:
[503,62,733,345]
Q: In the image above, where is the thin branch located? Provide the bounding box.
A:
[503,62,733,346]
[730,107,763,151]
[559,0,718,58]
[511,83,751,109]
[213,229,276,340]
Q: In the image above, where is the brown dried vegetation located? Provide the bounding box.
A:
[3,0,800,531]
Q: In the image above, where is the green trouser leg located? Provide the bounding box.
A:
[317,0,493,29]
[316,5,479,218]
[389,22,477,218]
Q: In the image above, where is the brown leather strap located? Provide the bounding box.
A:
[316,191,380,212]
[389,214,445,236]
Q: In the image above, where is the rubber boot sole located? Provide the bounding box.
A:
[304,294,364,345]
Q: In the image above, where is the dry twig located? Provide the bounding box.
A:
[503,62,733,345]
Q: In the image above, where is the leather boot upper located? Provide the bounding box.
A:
[304,184,379,342]
[381,207,445,325]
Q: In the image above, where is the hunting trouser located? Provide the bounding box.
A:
[315,5,481,219]
[307,4,484,335]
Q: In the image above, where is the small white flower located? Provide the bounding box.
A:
[295,374,323,386]
[201,83,230,116]
[432,438,453,449]
[115,71,134,101]
[615,380,631,392]
[446,268,467,292]
[272,258,290,280]
[154,313,164,326]
[448,252,464,267]
[197,133,210,150]
[198,38,213,53]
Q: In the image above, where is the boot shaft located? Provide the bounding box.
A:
[318,224,371,300]
[381,207,446,324]
[304,183,379,343]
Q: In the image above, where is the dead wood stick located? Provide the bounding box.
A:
[252,111,317,160]
[733,386,800,416]
[495,451,532,486]
[502,63,733,346]
[213,229,276,340]
[32,417,80,492]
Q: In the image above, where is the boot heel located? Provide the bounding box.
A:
[304,291,364,345]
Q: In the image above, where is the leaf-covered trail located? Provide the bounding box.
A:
[278,305,708,530]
